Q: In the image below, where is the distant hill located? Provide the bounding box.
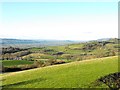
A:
[0,38,80,48]
[96,38,111,41]
[0,38,119,48]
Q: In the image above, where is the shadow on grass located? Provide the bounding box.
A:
[89,72,120,89]
[2,78,46,88]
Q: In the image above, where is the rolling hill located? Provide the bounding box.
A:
[0,38,80,48]
[1,56,118,88]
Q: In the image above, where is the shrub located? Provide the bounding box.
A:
[76,57,82,61]
[54,60,65,64]
[33,60,45,67]
[98,72,120,89]
[47,59,57,65]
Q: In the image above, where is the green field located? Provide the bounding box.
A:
[1,60,34,67]
[1,56,118,88]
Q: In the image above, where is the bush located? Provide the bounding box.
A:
[54,60,65,64]
[76,57,82,61]
[98,72,120,89]
[33,60,45,67]
[47,59,57,65]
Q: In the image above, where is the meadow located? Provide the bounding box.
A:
[1,56,118,88]
[1,60,34,67]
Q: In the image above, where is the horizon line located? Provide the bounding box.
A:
[0,37,118,41]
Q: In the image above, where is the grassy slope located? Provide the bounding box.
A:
[1,60,34,67]
[1,56,118,88]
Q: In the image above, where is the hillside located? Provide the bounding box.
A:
[1,56,118,88]
[1,38,119,73]
[1,38,118,48]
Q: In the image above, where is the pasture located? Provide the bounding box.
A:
[1,60,34,67]
[1,56,118,88]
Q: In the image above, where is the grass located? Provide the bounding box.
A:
[1,56,118,88]
[1,60,34,67]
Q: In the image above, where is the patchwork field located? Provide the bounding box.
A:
[1,60,34,67]
[1,56,118,88]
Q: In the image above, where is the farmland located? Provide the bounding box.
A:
[1,56,118,88]
[0,38,119,88]
[1,60,34,67]
[1,38,119,72]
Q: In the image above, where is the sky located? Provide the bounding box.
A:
[0,1,118,40]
